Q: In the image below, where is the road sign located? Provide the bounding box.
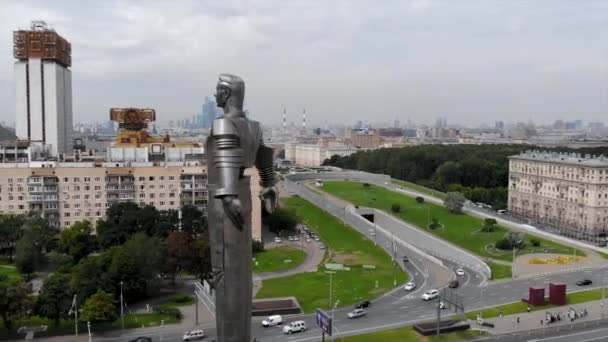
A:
[316,308,332,336]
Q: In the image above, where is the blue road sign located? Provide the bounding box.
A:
[316,308,332,336]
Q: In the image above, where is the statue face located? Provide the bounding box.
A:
[215,85,230,108]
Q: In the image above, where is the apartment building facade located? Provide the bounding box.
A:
[508,151,608,243]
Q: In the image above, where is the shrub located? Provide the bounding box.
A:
[429,218,441,229]
[495,237,513,250]
[530,238,541,247]
[152,305,182,319]
[363,183,371,187]
[170,294,193,304]
[415,196,425,204]
[252,240,265,253]
[391,203,401,213]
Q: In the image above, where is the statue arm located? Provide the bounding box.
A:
[255,140,278,214]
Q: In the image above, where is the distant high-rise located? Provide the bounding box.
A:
[200,96,219,129]
[14,21,73,156]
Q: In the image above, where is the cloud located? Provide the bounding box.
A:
[0,0,606,127]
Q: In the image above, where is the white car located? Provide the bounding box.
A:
[293,236,300,241]
[305,238,312,243]
[274,237,282,243]
[404,281,416,291]
[421,289,439,301]
[456,268,465,277]
[262,314,283,327]
[183,330,205,341]
[283,320,307,334]
[347,308,367,319]
[319,244,326,249]
[314,237,321,242]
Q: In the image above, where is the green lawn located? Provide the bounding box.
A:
[0,265,20,280]
[253,246,306,273]
[0,313,178,340]
[256,197,408,313]
[337,325,484,341]
[322,182,584,262]
[392,179,447,199]
[465,288,605,320]
[488,262,512,280]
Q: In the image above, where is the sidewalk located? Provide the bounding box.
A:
[475,299,607,335]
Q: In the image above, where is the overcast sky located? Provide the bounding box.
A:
[0,0,606,127]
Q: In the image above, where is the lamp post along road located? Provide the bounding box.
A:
[120,281,124,329]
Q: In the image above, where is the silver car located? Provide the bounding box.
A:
[347,308,367,319]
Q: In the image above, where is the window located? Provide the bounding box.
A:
[84,177,90,182]
[64,212,71,217]
[85,212,90,217]
[170,201,174,205]
[149,185,155,189]
[17,178,23,183]
[96,211,101,217]
[18,205,24,210]
[65,221,70,226]
[160,201,165,206]
[74,203,80,209]
[149,193,155,198]
[139,176,145,181]
[149,201,154,206]
[75,212,80,217]
[139,201,145,206]
[74,177,80,182]
[95,177,101,182]
[73,195,80,200]
[94,186,101,190]
[139,193,145,198]
[160,193,165,198]
[75,186,80,191]
[85,185,90,191]
[169,176,175,181]
[169,193,175,198]
[149,176,155,181]
[18,196,24,201]
[84,194,90,199]
[160,176,164,181]
[95,203,102,208]
[7,178,12,183]
[140,185,145,190]
[159,184,165,189]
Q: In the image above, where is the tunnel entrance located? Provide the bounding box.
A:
[361,213,375,223]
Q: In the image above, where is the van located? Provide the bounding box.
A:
[182,330,205,341]
[262,315,283,327]
[283,320,307,334]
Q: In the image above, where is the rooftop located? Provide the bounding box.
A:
[510,150,608,167]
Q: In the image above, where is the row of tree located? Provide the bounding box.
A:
[0,203,210,329]
[323,144,608,209]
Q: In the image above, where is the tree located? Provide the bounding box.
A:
[108,234,163,301]
[415,196,425,204]
[429,218,441,229]
[444,192,466,213]
[57,221,95,263]
[390,203,401,213]
[37,273,72,327]
[181,205,207,237]
[0,275,31,329]
[14,214,58,277]
[191,238,212,280]
[80,290,117,322]
[72,252,115,302]
[495,232,526,250]
[0,214,26,260]
[96,202,142,249]
[163,231,198,286]
[265,208,298,234]
[48,252,74,273]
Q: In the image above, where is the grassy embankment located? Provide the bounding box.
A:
[256,196,408,313]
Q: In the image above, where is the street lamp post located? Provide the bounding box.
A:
[325,271,336,342]
[87,321,91,342]
[160,319,164,342]
[120,281,124,329]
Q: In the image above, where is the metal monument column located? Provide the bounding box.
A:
[206,74,277,342]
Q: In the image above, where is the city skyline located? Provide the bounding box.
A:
[0,0,606,127]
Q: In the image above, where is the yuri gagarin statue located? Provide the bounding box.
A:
[206,74,277,342]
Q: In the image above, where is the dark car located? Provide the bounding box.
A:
[402,256,409,263]
[449,280,459,288]
[576,279,593,286]
[129,338,152,342]
[355,300,371,309]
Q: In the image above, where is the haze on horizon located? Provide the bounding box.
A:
[0,0,606,127]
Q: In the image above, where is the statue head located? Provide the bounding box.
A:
[215,74,245,115]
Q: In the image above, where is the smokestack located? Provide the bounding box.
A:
[302,108,306,131]
[282,108,287,131]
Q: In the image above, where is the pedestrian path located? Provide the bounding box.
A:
[473,299,607,335]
